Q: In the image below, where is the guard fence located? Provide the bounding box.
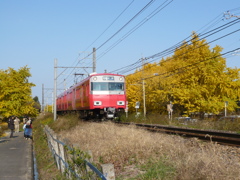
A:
[44,125,115,180]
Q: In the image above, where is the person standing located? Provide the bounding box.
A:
[25,118,32,140]
[14,116,20,133]
[8,116,15,138]
[23,121,27,138]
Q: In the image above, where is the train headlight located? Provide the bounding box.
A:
[119,77,123,81]
[117,101,125,105]
[94,101,102,106]
[92,77,97,81]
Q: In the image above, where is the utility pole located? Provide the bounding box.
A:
[93,47,96,72]
[42,84,44,113]
[232,50,240,101]
[225,101,228,117]
[52,91,54,113]
[42,87,63,114]
[142,57,146,117]
[142,79,146,117]
[54,59,57,121]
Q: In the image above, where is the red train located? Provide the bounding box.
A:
[56,73,127,119]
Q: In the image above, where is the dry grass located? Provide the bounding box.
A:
[51,114,79,133]
[58,121,240,179]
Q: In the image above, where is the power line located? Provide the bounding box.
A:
[147,18,240,60]
[97,0,174,61]
[83,0,135,52]
[95,0,155,51]
[56,6,240,93]
[138,47,240,82]
[108,8,239,75]
[74,0,162,74]
[110,17,240,75]
[56,1,156,89]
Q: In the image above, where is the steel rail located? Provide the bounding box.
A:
[117,122,240,147]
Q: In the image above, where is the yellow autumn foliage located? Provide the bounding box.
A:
[126,33,240,115]
[0,66,38,118]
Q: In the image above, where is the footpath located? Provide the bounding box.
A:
[0,131,33,180]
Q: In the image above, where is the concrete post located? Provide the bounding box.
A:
[102,164,115,180]
[57,135,66,173]
[72,144,82,178]
[52,133,60,170]
[86,150,93,173]
[44,126,52,153]
[63,138,72,179]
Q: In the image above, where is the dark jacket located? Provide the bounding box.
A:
[8,118,15,130]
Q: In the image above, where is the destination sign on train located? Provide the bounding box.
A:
[102,76,114,81]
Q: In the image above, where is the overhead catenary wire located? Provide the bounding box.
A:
[97,0,174,61]
[117,26,240,75]
[72,0,158,74]
[109,22,224,74]
[57,0,157,88]
[110,17,240,75]
[57,6,240,94]
[56,1,136,86]
[95,0,156,51]
[147,18,240,60]
[61,17,240,88]
[108,8,240,75]
[143,47,240,81]
[83,0,174,76]
[106,10,227,74]
[146,18,240,60]
[128,47,240,89]
[83,0,135,52]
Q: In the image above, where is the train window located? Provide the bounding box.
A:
[91,82,124,91]
[109,83,124,90]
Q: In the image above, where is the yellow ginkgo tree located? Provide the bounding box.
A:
[126,32,240,116]
[0,66,38,118]
[166,33,240,116]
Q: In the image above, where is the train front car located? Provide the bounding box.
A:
[89,73,126,119]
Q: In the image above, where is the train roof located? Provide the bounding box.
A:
[89,72,124,76]
[57,73,124,98]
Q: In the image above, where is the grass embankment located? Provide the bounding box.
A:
[33,113,240,179]
[32,113,68,180]
[58,120,240,180]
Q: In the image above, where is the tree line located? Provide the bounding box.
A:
[126,33,240,117]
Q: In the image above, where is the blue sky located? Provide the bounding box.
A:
[0,0,240,105]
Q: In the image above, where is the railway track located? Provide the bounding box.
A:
[117,122,240,147]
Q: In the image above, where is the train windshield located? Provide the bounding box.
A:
[91,82,124,91]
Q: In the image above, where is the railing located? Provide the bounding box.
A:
[44,125,115,180]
